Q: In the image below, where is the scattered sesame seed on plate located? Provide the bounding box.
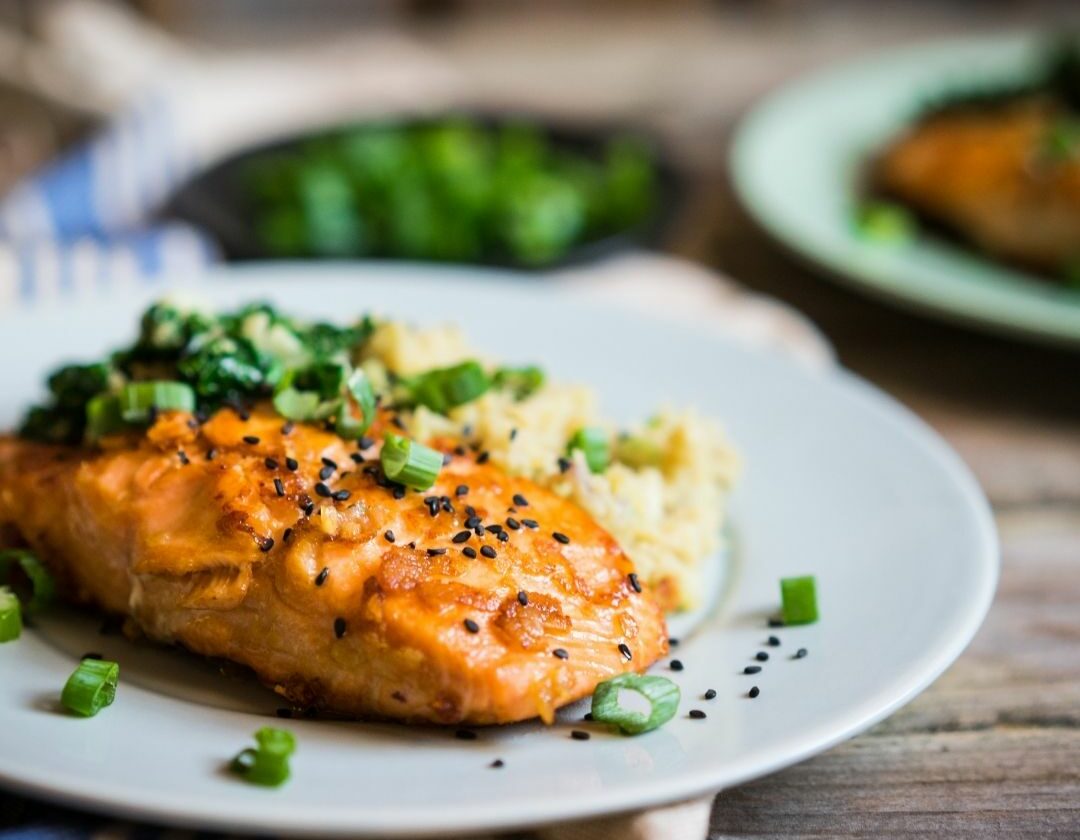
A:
[570,730,591,741]
[749,686,761,699]
[689,710,707,719]
[670,659,684,671]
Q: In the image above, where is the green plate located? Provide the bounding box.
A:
[730,33,1080,347]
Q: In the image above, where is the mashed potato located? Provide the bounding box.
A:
[362,322,739,611]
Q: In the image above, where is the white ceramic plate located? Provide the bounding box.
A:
[0,264,997,837]
[731,33,1080,346]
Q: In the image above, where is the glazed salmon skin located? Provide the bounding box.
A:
[0,406,668,725]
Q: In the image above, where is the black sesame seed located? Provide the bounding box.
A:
[384,530,395,543]
[552,532,570,545]
[206,448,218,461]
[474,526,485,537]
[557,457,571,473]
[669,637,680,647]
[427,548,447,556]
[522,518,539,529]
[314,482,332,498]
[768,635,781,647]
[462,547,477,559]
[628,572,642,593]
[704,689,717,700]
[476,451,490,464]
[390,416,407,431]
[689,709,707,719]
[285,457,299,471]
[243,435,260,445]
[177,450,190,465]
[332,489,351,502]
[570,730,591,741]
[744,665,762,675]
[465,516,482,529]
[490,759,504,768]
[258,537,275,553]
[442,453,452,466]
[497,531,509,543]
[465,505,477,517]
[618,642,633,661]
[282,528,293,543]
[455,729,477,741]
[512,493,529,507]
[749,686,760,699]
[480,546,497,559]
[552,648,569,660]
[768,617,784,628]
[302,500,315,516]
[584,712,593,721]
[407,542,416,549]
[315,567,329,586]
[274,478,285,497]
[509,428,518,441]
[359,436,374,450]
[453,445,467,456]
[755,651,770,662]
[670,659,684,671]
[464,618,480,634]
[281,421,295,435]
[452,530,472,544]
[276,708,293,719]
[393,486,406,500]
[424,495,438,505]
[350,452,364,464]
[517,590,529,606]
[319,465,335,481]
[265,457,279,470]
[506,517,521,530]
[334,618,347,638]
[455,484,469,497]
[441,498,455,513]
[794,647,808,659]
[321,457,337,469]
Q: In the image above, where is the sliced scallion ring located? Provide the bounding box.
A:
[336,369,376,439]
[0,549,54,614]
[85,394,126,440]
[0,587,22,643]
[272,387,322,421]
[567,426,611,474]
[61,657,119,716]
[119,381,196,423]
[408,361,490,414]
[590,673,681,735]
[380,434,443,490]
[230,727,296,787]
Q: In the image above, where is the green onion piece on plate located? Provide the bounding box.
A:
[493,366,544,401]
[119,381,196,423]
[780,575,818,625]
[272,386,323,422]
[231,727,297,787]
[336,369,376,439]
[591,673,681,735]
[0,548,55,614]
[0,587,22,643]
[85,394,126,440]
[853,201,916,245]
[380,434,443,491]
[408,361,490,414]
[61,657,119,717]
[568,426,611,474]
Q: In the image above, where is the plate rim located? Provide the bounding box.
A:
[0,263,999,836]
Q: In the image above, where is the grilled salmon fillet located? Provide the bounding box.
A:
[0,407,667,725]
[874,99,1080,273]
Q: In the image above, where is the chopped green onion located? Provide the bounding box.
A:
[615,435,664,469]
[854,202,916,245]
[85,394,126,440]
[0,587,22,643]
[591,673,681,735]
[336,369,376,439]
[0,549,54,615]
[493,366,544,401]
[780,575,818,625]
[61,657,119,716]
[119,381,196,423]
[272,387,322,421]
[230,727,296,787]
[567,426,611,473]
[407,361,490,414]
[380,434,443,490]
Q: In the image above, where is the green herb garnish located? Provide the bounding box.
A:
[380,434,444,491]
[567,426,611,474]
[780,575,818,625]
[61,658,119,717]
[591,673,681,735]
[231,727,296,787]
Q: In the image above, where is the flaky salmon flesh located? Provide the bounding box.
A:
[0,407,668,725]
[874,99,1080,274]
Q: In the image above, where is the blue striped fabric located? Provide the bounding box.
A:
[0,93,219,307]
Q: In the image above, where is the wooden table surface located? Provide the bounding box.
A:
[412,3,1080,835]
